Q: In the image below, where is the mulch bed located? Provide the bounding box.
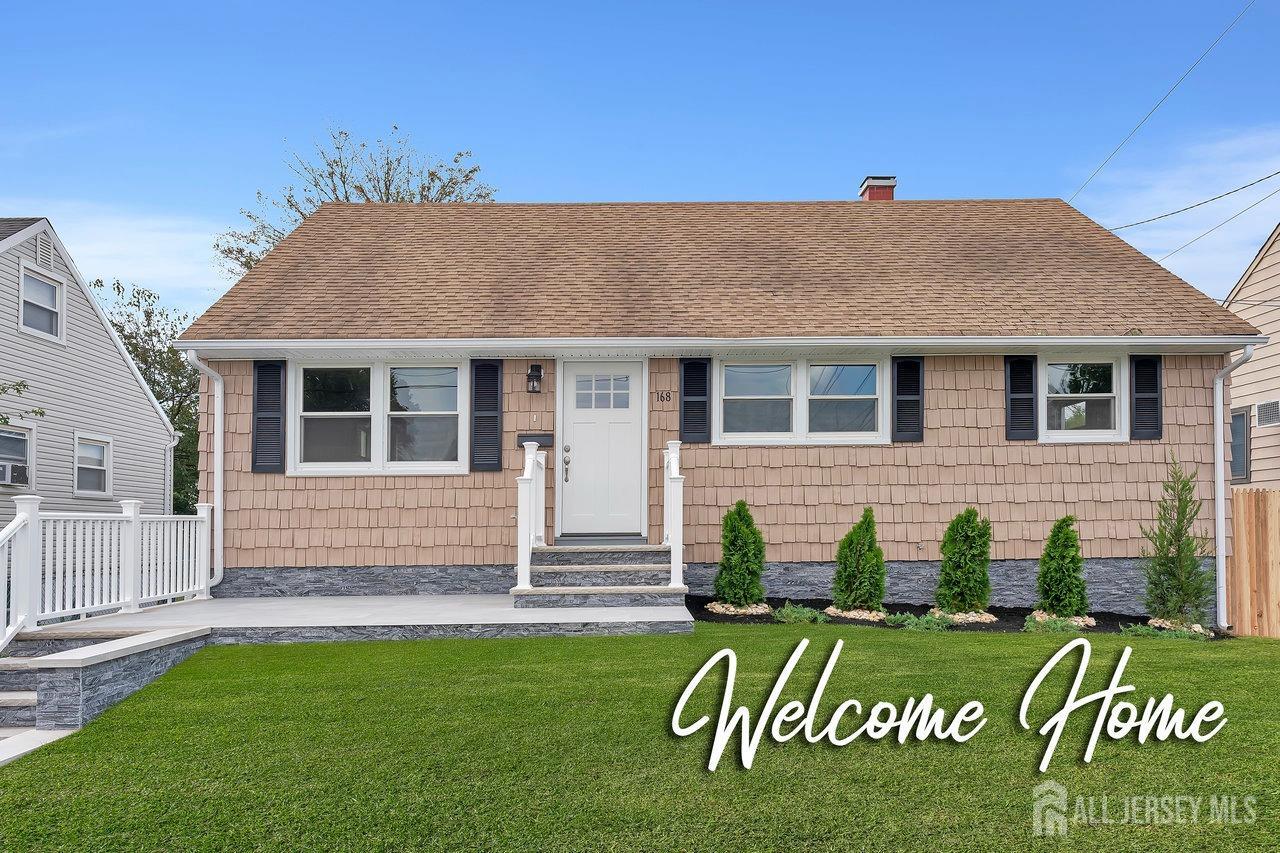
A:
[687,595,1137,634]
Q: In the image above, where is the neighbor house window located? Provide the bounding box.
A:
[808,364,877,433]
[74,435,111,496]
[715,360,888,444]
[300,367,372,463]
[722,364,793,434]
[0,426,32,487]
[388,366,460,462]
[19,265,63,341]
[1231,407,1251,484]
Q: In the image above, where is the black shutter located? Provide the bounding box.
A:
[679,358,711,443]
[470,359,503,471]
[891,357,924,442]
[1131,355,1163,440]
[1005,355,1037,441]
[251,360,286,473]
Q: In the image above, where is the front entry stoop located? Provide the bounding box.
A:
[515,543,688,609]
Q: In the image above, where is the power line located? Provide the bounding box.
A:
[1110,168,1280,230]
[1158,184,1280,261]
[1068,0,1255,203]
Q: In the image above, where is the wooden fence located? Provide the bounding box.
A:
[1229,489,1280,638]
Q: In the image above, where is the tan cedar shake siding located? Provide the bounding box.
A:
[199,359,556,569]
[648,355,1230,564]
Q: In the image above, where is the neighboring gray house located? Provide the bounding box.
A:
[0,218,175,524]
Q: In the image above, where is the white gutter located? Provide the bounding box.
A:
[1214,345,1254,629]
[184,351,225,586]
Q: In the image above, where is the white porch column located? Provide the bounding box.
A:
[195,502,213,598]
[665,440,685,588]
[120,500,144,611]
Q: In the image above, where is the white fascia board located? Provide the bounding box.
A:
[179,334,1269,360]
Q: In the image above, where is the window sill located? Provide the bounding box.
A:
[17,325,65,346]
[73,491,113,500]
[287,463,468,477]
[713,433,890,447]
[1037,432,1129,445]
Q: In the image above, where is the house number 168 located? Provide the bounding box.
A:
[655,390,672,402]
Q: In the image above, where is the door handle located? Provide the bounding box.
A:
[563,455,570,482]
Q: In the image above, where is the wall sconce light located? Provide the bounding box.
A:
[526,363,544,394]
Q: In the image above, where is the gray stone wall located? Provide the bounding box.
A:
[215,564,514,597]
[35,636,208,729]
[686,557,1219,622]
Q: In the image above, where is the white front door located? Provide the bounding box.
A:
[560,361,645,535]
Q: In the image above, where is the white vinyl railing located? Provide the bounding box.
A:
[1,496,212,649]
[514,441,547,590]
[661,440,685,587]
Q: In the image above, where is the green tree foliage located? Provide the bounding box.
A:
[215,126,495,275]
[936,507,992,612]
[832,507,886,610]
[0,379,44,425]
[1141,459,1213,624]
[714,500,766,606]
[89,279,199,513]
[1036,515,1089,617]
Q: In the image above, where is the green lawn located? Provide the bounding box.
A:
[1,625,1277,851]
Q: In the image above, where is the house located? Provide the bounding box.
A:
[0,218,176,524]
[176,178,1263,624]
[1223,222,1280,489]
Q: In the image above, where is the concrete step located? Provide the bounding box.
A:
[512,585,688,608]
[531,564,676,587]
[0,660,36,691]
[0,727,77,768]
[6,629,141,658]
[0,692,37,727]
[531,544,670,566]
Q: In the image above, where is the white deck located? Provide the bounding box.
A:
[31,595,693,632]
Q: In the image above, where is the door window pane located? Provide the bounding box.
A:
[301,416,371,462]
[389,367,457,413]
[302,368,371,412]
[390,415,458,462]
[576,373,631,409]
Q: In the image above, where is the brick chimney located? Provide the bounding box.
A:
[859,175,896,201]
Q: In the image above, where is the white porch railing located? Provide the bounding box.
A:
[514,442,547,590]
[1,496,212,651]
[661,440,685,587]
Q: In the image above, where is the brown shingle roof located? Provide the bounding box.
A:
[181,200,1257,341]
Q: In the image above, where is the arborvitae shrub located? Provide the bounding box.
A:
[1141,459,1213,624]
[714,500,766,606]
[936,507,992,612]
[832,507,886,611]
[1037,516,1089,617]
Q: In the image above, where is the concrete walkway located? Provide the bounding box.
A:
[33,595,694,636]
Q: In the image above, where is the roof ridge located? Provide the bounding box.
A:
[314,198,1067,209]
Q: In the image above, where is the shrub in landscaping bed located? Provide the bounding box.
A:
[1121,623,1210,642]
[1141,459,1213,625]
[1024,613,1083,633]
[1036,515,1089,618]
[772,601,829,624]
[832,507,886,612]
[886,611,953,631]
[936,507,992,613]
[713,500,766,606]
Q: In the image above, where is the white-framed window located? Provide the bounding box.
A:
[18,259,66,344]
[73,433,112,497]
[288,361,469,475]
[0,424,33,487]
[713,358,889,445]
[1038,356,1128,443]
[1231,407,1251,484]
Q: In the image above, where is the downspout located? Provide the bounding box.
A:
[1214,345,1254,629]
[184,351,225,586]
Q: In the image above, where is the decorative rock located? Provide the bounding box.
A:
[1031,609,1097,629]
[1148,617,1214,638]
[705,601,772,617]
[931,607,998,625]
[823,606,886,622]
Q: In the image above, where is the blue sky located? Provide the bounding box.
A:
[3,1,1278,313]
